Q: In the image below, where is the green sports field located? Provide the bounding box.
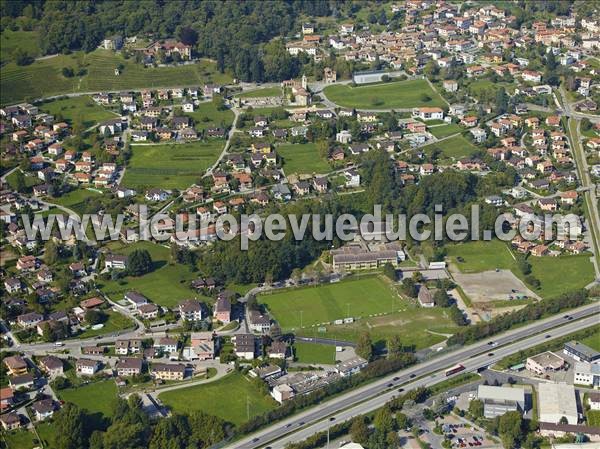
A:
[122,141,223,190]
[294,341,336,364]
[323,79,445,109]
[278,142,330,175]
[39,95,117,128]
[1,49,231,105]
[259,276,403,330]
[158,373,278,426]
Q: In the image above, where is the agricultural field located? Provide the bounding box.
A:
[422,134,478,160]
[236,86,282,98]
[1,49,231,105]
[158,373,278,426]
[185,101,235,132]
[447,240,595,299]
[323,79,445,109]
[123,141,223,190]
[58,380,118,420]
[38,95,117,128]
[259,276,403,330]
[293,341,336,365]
[0,29,40,65]
[278,142,330,175]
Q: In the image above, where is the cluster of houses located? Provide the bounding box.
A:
[92,86,225,143]
[286,1,598,87]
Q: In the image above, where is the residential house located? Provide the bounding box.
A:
[116,357,143,377]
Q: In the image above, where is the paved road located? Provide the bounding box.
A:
[205,107,241,178]
[226,302,599,449]
[560,88,600,281]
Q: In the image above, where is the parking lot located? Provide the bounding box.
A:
[438,415,500,449]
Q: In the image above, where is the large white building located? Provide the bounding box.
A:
[538,383,578,425]
[574,362,600,388]
[477,385,526,418]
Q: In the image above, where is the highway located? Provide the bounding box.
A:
[227,301,599,449]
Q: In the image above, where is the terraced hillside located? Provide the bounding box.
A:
[1,50,231,105]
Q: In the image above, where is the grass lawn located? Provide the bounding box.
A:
[580,330,600,352]
[58,380,118,419]
[236,87,282,98]
[428,123,462,139]
[34,422,57,448]
[123,141,223,190]
[99,241,203,308]
[226,283,257,296]
[39,95,117,128]
[75,310,134,339]
[323,79,445,109]
[0,29,40,65]
[159,373,278,426]
[5,170,41,190]
[99,264,202,309]
[260,276,403,330]
[1,49,230,105]
[447,240,595,299]
[294,341,336,365]
[278,142,330,175]
[422,134,478,160]
[587,410,600,427]
[468,79,517,97]
[185,101,234,132]
[51,188,103,215]
[105,240,171,261]
[1,428,37,449]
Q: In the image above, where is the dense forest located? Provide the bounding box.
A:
[0,0,358,82]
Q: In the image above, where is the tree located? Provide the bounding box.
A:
[374,405,395,434]
[350,416,370,446]
[402,278,418,298]
[85,309,106,325]
[44,240,59,265]
[433,289,451,307]
[468,399,484,419]
[128,249,153,276]
[495,87,508,115]
[54,403,87,449]
[387,335,403,359]
[178,27,198,46]
[356,332,373,361]
[396,412,409,430]
[13,170,26,193]
[498,411,524,449]
[383,262,396,281]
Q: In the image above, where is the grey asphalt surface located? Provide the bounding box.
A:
[226,302,599,449]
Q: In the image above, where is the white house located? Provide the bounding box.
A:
[412,107,444,120]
